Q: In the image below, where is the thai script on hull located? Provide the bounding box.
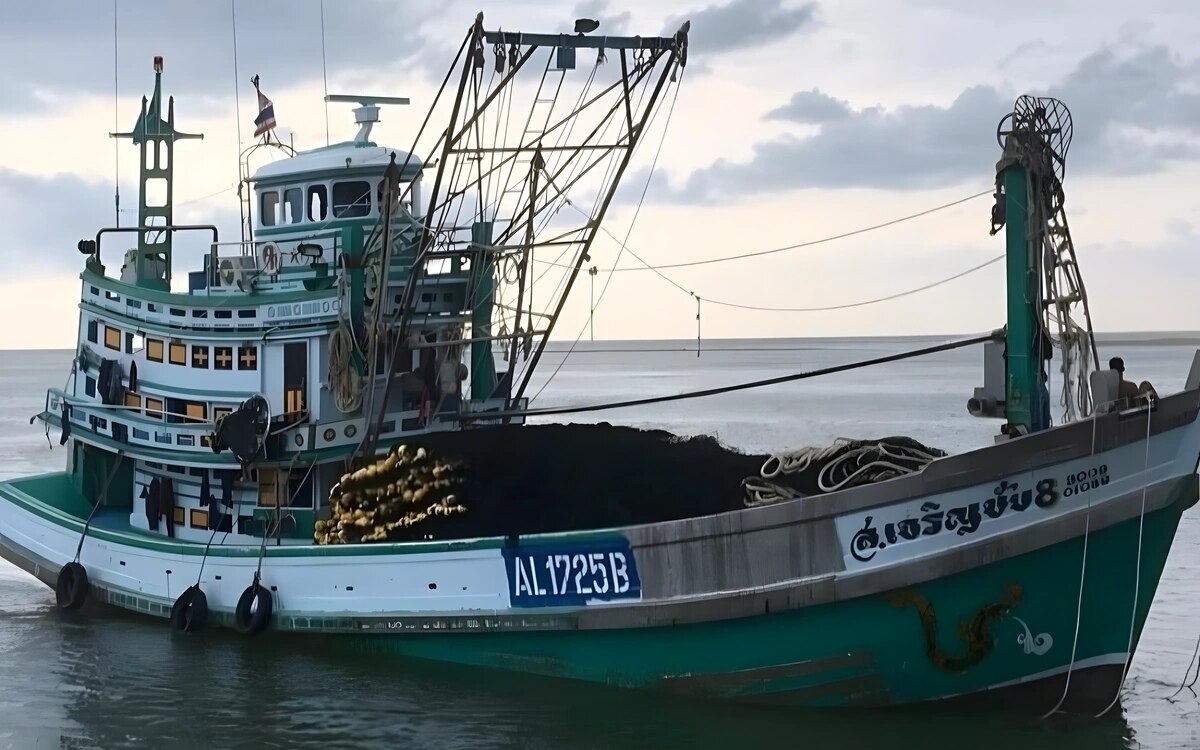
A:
[849,464,1108,562]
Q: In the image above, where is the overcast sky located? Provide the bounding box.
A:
[2,0,1199,348]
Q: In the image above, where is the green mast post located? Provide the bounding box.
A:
[111,56,202,291]
[995,109,1050,436]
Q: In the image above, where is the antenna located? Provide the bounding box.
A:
[113,0,119,227]
[320,0,330,146]
[324,94,410,143]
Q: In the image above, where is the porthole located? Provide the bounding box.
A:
[323,428,336,442]
[344,424,357,438]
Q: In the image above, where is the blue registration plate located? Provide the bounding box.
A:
[502,538,642,608]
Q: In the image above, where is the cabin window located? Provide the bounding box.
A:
[213,407,233,424]
[124,332,134,353]
[284,188,303,224]
[85,377,96,398]
[308,184,328,221]
[190,508,208,529]
[182,401,206,423]
[86,320,98,344]
[104,325,121,351]
[168,341,186,366]
[332,181,370,218]
[238,346,258,371]
[192,345,210,369]
[214,346,233,370]
[145,397,163,419]
[125,391,141,409]
[260,191,279,227]
[173,507,186,525]
[147,338,164,362]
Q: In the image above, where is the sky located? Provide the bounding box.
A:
[2,0,1199,348]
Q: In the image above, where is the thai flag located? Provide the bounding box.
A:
[252,77,276,137]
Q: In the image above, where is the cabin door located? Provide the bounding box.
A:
[283,341,307,416]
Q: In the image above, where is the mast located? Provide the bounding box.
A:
[990,96,1095,436]
[110,56,202,290]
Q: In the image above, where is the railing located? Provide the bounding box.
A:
[44,388,227,459]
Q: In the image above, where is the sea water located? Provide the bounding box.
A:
[1,339,1198,749]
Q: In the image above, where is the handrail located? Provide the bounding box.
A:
[92,225,219,267]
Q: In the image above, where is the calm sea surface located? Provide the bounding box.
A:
[2,338,1199,749]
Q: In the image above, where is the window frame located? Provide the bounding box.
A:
[191,344,210,369]
[168,341,186,366]
[307,183,328,221]
[147,339,164,363]
[332,180,371,218]
[104,325,121,351]
[260,190,279,227]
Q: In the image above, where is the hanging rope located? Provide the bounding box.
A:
[1040,410,1100,718]
[74,451,126,563]
[1167,634,1200,701]
[1094,404,1154,717]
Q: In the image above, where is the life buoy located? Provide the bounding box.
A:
[235,581,273,635]
[55,561,89,610]
[169,584,209,633]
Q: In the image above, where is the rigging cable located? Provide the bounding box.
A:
[470,332,997,420]
[539,188,994,273]
[529,66,684,402]
[584,205,1006,312]
[230,0,244,181]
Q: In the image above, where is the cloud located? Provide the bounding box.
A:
[0,169,119,272]
[664,42,1200,200]
[0,1,433,114]
[0,168,241,282]
[665,0,818,54]
[765,88,851,123]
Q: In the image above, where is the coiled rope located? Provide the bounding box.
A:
[744,438,945,507]
[328,322,362,413]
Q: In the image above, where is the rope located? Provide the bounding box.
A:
[697,255,1004,313]
[539,189,994,273]
[1095,403,1154,717]
[552,187,1002,315]
[466,332,997,421]
[1167,633,1200,700]
[1041,409,1100,718]
[74,451,126,563]
[744,438,943,507]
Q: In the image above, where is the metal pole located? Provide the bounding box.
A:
[589,266,597,341]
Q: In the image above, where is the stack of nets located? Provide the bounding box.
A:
[316,444,467,544]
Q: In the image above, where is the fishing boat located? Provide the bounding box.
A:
[1,14,1197,714]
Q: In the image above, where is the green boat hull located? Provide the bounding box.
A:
[328,497,1183,709]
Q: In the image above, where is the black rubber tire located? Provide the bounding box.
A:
[55,562,89,610]
[234,582,273,635]
[169,585,209,633]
